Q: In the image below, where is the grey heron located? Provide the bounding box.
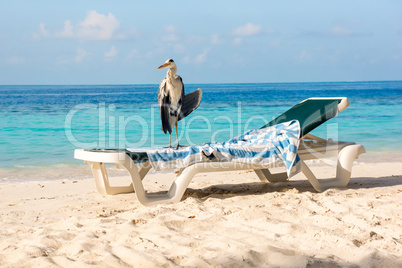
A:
[158,59,185,149]
[157,58,203,149]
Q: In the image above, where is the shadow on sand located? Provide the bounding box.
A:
[182,175,402,201]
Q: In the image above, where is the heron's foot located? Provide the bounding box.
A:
[163,145,173,149]
[175,144,183,150]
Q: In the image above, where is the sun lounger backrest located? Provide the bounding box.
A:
[122,98,347,162]
[261,98,344,138]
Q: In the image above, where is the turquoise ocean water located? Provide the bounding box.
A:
[1,81,401,182]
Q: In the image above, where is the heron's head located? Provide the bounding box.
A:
[158,59,176,69]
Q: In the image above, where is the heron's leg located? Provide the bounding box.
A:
[175,122,182,149]
[163,133,172,149]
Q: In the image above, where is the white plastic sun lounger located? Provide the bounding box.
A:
[74,97,365,206]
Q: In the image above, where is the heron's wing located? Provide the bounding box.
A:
[178,88,203,121]
[180,76,185,98]
[177,76,184,113]
[158,78,172,134]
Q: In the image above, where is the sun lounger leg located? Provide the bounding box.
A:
[87,161,134,196]
[122,159,199,206]
[254,169,288,183]
[88,162,108,196]
[301,144,366,192]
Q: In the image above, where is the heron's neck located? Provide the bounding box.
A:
[167,66,177,78]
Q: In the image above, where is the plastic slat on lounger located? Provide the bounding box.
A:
[125,150,148,162]
[261,99,342,137]
[84,148,149,162]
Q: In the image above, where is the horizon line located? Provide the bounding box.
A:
[1,79,402,87]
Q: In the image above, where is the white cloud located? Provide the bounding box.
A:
[369,57,384,64]
[58,20,74,38]
[183,50,209,64]
[39,23,49,37]
[162,25,178,42]
[55,10,120,41]
[104,46,118,60]
[300,25,356,38]
[233,23,262,36]
[77,11,120,40]
[326,50,342,62]
[195,50,208,64]
[35,11,120,41]
[56,47,90,65]
[233,37,243,45]
[5,56,25,65]
[159,25,188,54]
[164,25,176,33]
[210,34,222,45]
[270,40,281,48]
[128,49,138,59]
[330,26,352,37]
[263,28,276,35]
[74,47,88,63]
[182,55,190,64]
[231,23,263,45]
[32,22,49,40]
[295,50,312,62]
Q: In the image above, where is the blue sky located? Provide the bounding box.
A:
[0,1,401,84]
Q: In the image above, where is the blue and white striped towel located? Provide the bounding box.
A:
[128,120,301,177]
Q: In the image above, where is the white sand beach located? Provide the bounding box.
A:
[1,160,401,267]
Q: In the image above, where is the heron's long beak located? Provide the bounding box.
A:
[158,63,169,69]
